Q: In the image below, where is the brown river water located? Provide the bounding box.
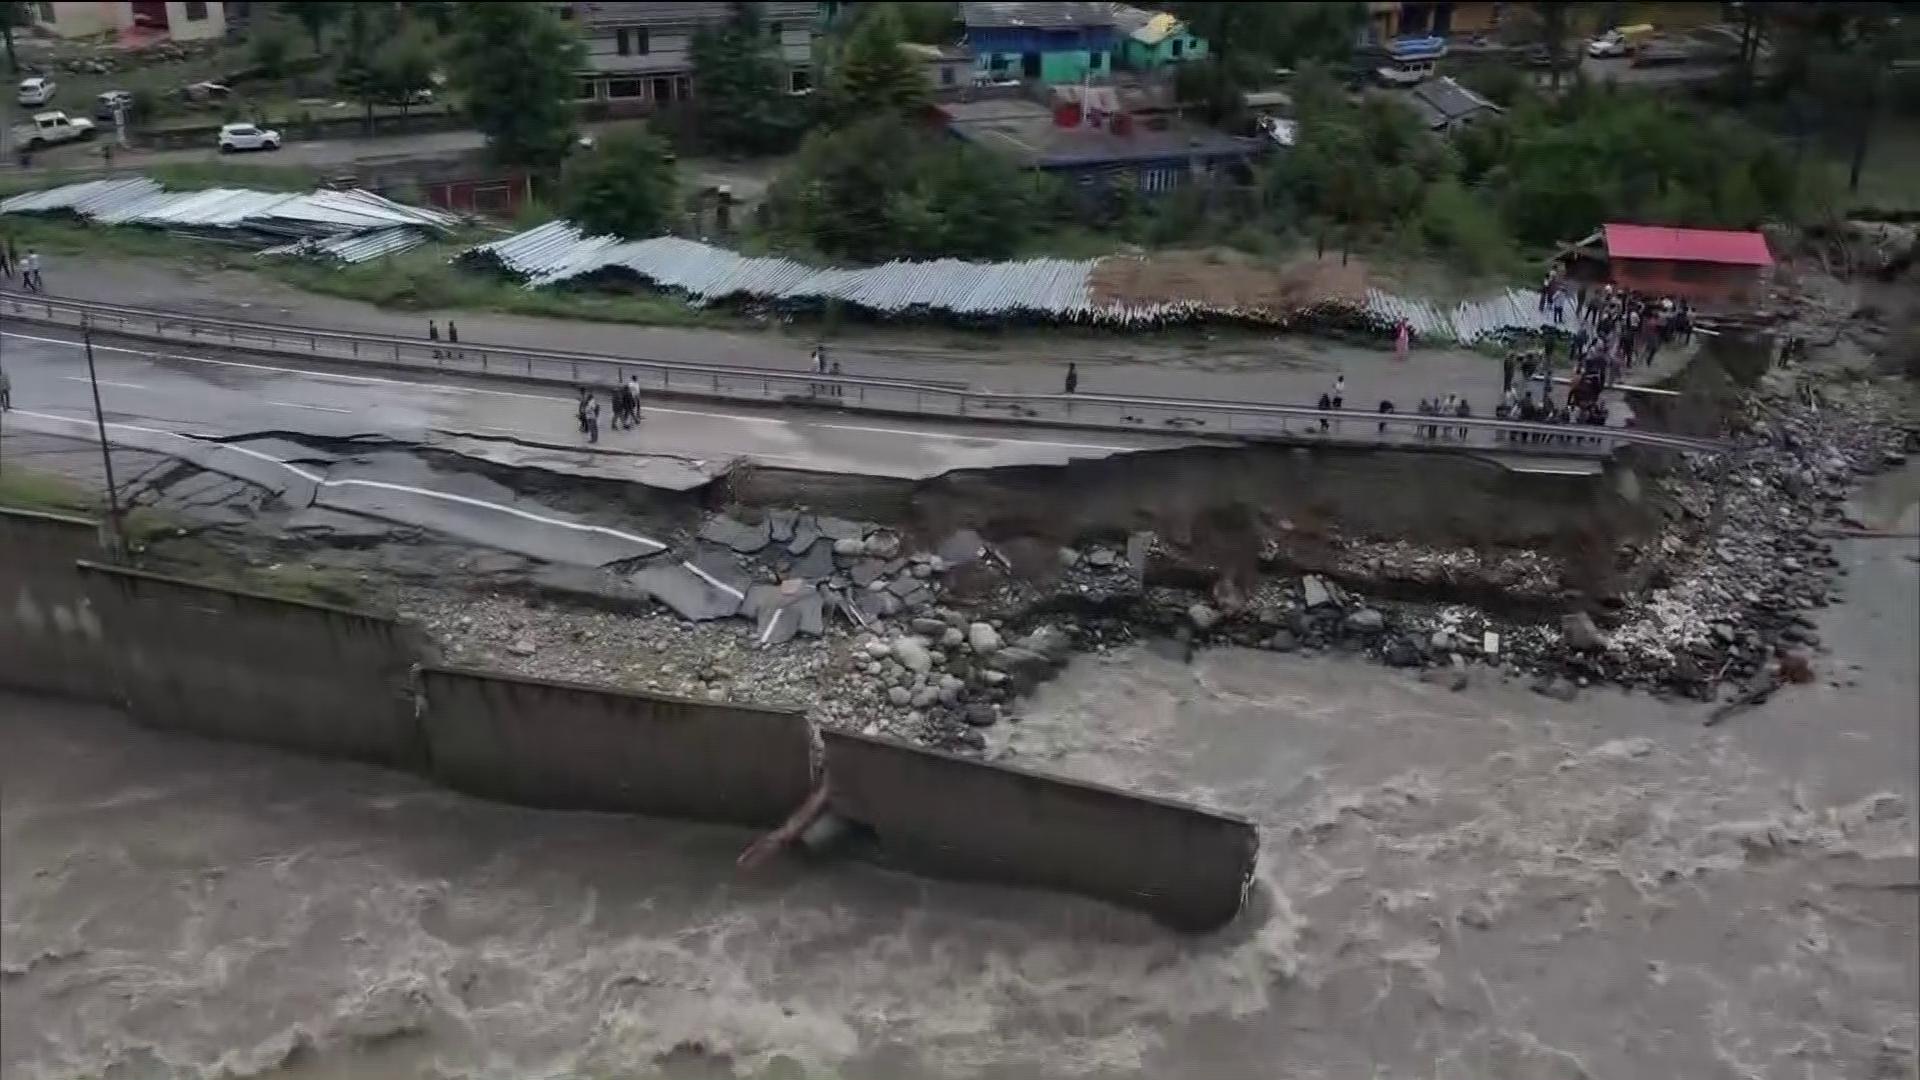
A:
[4,469,1916,1080]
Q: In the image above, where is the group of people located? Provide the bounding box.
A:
[0,240,45,292]
[575,376,646,442]
[1541,266,1696,375]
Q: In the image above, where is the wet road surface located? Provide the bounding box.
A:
[0,329,1199,483]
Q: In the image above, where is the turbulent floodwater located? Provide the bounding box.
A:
[5,479,1918,1080]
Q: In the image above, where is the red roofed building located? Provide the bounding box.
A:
[1602,223,1774,311]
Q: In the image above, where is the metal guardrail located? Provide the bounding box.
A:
[0,292,1725,458]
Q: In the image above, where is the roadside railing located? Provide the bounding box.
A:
[0,292,1726,458]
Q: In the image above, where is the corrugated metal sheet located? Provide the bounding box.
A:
[462,222,1575,343]
[257,226,430,264]
[2,176,457,264]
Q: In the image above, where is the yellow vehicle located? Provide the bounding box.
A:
[1586,24,1655,58]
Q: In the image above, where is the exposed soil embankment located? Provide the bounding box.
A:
[731,443,1668,609]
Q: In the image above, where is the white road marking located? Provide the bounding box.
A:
[6,330,1139,453]
[62,376,148,390]
[12,409,666,554]
[266,400,352,414]
[682,560,746,601]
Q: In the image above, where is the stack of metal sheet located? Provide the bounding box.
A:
[1,176,460,263]
[461,221,1568,344]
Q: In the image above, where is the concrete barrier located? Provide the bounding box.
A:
[76,562,431,770]
[821,730,1259,932]
[0,508,113,700]
[416,665,815,829]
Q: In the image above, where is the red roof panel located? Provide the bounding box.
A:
[1603,223,1774,267]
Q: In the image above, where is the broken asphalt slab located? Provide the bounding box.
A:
[631,561,744,622]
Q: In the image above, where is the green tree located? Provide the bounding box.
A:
[2,1,27,75]
[280,0,341,54]
[828,4,928,119]
[330,2,386,135]
[689,2,808,156]
[563,130,678,239]
[376,20,438,117]
[445,2,584,178]
[1524,1,1581,93]
[765,113,1041,261]
[249,13,299,80]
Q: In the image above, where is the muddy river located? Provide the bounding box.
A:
[4,472,1916,1080]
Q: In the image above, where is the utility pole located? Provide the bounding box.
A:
[81,321,124,557]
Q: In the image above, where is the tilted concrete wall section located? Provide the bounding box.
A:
[0,509,113,700]
[76,562,431,771]
[416,666,816,829]
[822,730,1260,933]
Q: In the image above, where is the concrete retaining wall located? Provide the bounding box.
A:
[0,509,112,701]
[822,730,1259,932]
[76,562,431,771]
[416,665,815,829]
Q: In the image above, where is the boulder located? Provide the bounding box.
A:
[1560,612,1607,651]
[892,637,933,674]
[1343,608,1386,634]
[967,622,1002,654]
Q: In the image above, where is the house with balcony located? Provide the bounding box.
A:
[570,1,821,113]
[1110,5,1207,73]
[29,1,227,42]
[961,2,1118,86]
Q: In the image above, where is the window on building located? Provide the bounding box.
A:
[769,20,784,37]
[635,27,649,54]
[607,79,645,99]
[575,76,600,100]
[1170,38,1183,58]
[940,65,955,86]
[615,27,650,55]
[789,68,812,92]
[185,1,208,19]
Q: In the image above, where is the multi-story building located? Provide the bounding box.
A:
[28,1,227,42]
[568,1,821,112]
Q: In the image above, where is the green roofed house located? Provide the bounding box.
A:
[1111,4,1208,72]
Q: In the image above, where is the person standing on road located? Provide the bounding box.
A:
[1394,318,1410,361]
[1331,374,1345,410]
[828,361,843,399]
[1063,363,1078,395]
[611,380,633,430]
[625,374,643,422]
[0,364,11,411]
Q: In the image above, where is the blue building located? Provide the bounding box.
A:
[961,2,1119,85]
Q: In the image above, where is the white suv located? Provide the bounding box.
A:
[17,77,56,107]
[217,122,282,153]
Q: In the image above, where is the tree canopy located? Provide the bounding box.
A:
[444,2,583,177]
[764,113,1045,263]
[688,1,809,156]
[563,130,679,239]
[828,4,929,120]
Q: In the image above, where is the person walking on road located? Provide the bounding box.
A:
[625,374,643,423]
[1063,363,1078,395]
[428,320,440,359]
[21,250,43,293]
[827,361,843,399]
[611,380,634,430]
[0,364,12,411]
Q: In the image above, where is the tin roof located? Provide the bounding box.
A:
[1602,224,1774,266]
[0,176,458,263]
[461,221,1574,342]
[961,2,1114,29]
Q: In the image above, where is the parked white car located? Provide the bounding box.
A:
[217,122,281,153]
[17,76,56,107]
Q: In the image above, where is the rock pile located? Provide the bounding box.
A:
[409,345,1910,747]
